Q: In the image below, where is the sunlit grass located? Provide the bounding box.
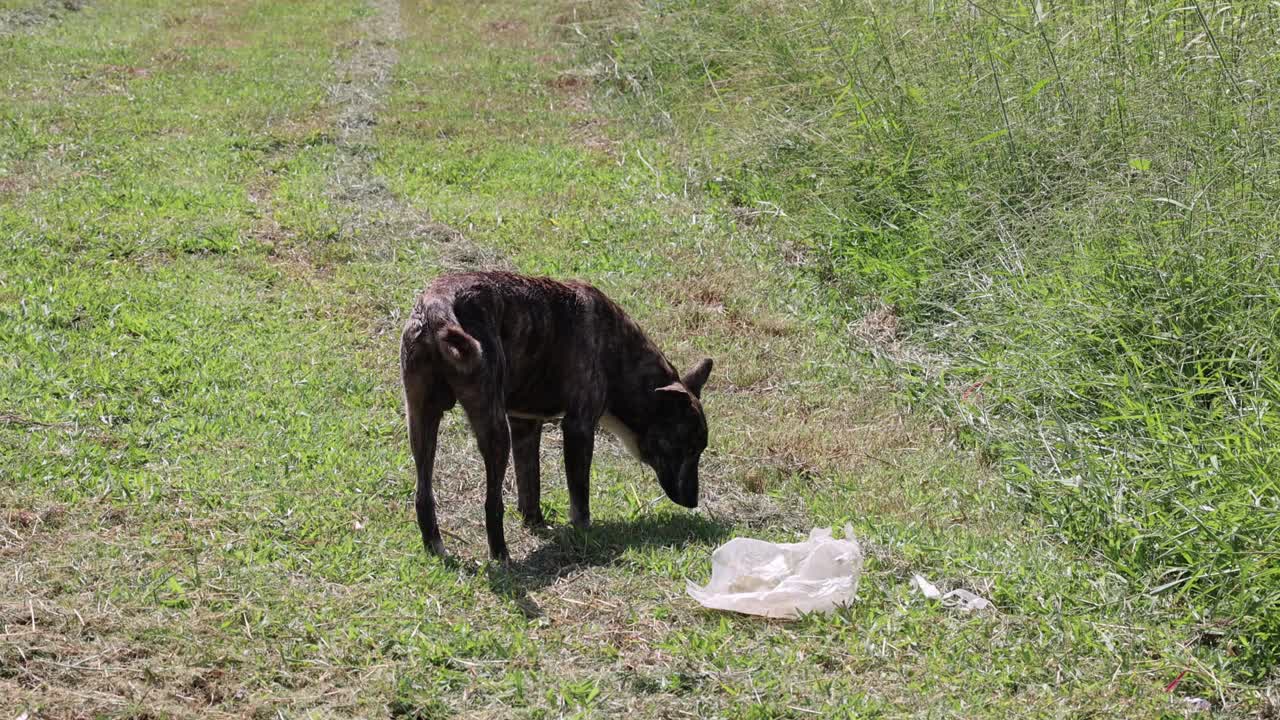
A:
[584,0,1280,683]
[1,0,1261,715]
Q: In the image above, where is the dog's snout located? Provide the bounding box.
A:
[668,457,699,508]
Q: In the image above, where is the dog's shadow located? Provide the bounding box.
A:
[484,512,732,618]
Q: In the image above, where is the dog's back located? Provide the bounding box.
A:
[403,271,646,415]
[400,271,711,560]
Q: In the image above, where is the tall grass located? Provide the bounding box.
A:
[589,0,1280,678]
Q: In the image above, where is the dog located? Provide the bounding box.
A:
[400,271,713,561]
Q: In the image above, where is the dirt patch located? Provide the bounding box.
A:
[486,18,527,36]
[732,390,910,476]
[665,278,795,340]
[849,299,950,374]
[547,72,592,112]
[775,236,817,269]
[262,241,334,282]
[2,502,67,532]
[572,118,615,156]
[548,73,588,92]
[164,3,253,50]
[549,3,616,38]
[690,285,725,309]
[855,301,900,349]
[0,175,31,195]
[411,221,465,244]
[98,64,151,79]
[728,204,768,228]
[150,47,189,66]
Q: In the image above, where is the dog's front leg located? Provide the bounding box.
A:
[562,418,595,528]
[510,417,545,527]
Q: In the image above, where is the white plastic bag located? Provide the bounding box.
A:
[910,573,942,600]
[911,573,994,612]
[686,526,863,619]
[941,588,992,612]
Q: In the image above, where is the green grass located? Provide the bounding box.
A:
[578,0,1280,685]
[0,0,1268,716]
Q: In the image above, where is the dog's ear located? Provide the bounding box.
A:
[655,382,694,411]
[656,381,689,397]
[681,358,713,399]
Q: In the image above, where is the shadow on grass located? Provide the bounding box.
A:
[484,512,732,618]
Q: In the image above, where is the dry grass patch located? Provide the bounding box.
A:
[0,514,243,718]
[547,72,592,113]
[570,117,615,156]
[162,1,254,50]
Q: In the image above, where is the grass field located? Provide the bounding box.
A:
[575,0,1280,697]
[0,0,1270,717]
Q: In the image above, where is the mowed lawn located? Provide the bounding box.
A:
[0,0,1239,717]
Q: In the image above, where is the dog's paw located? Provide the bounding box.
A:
[425,538,447,558]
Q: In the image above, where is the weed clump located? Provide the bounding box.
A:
[590,0,1280,678]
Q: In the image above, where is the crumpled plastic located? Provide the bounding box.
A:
[686,526,863,619]
[911,573,994,612]
[910,573,942,600]
[1183,698,1211,713]
[941,588,992,612]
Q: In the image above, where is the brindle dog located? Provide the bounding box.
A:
[400,271,713,561]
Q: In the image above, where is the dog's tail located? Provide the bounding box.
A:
[435,323,482,372]
[403,298,483,374]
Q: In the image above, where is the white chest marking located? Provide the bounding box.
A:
[599,413,642,460]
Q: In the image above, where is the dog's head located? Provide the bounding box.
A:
[642,358,713,508]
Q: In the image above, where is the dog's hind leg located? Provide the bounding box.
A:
[404,372,450,557]
[409,384,455,550]
[458,392,512,562]
[509,417,545,527]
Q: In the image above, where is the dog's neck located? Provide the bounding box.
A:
[601,316,681,445]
